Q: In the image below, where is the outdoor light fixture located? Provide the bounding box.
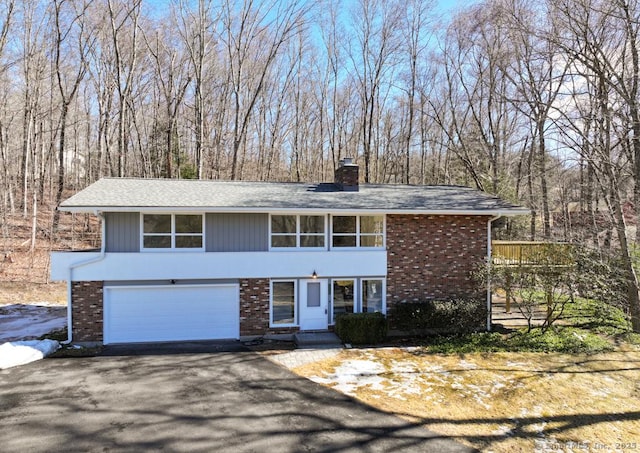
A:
[312,270,318,279]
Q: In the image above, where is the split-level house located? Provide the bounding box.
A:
[50,160,528,344]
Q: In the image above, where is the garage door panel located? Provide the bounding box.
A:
[104,285,239,344]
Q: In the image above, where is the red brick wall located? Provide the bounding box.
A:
[71,281,104,342]
[239,278,298,336]
[386,215,488,309]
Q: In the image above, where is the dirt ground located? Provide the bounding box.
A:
[294,347,640,452]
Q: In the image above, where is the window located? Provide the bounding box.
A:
[362,279,384,313]
[332,279,355,322]
[270,214,325,249]
[271,215,297,248]
[300,215,325,247]
[330,278,386,323]
[142,214,204,250]
[331,215,384,248]
[307,281,321,307]
[271,281,296,325]
[360,216,384,247]
[332,216,356,247]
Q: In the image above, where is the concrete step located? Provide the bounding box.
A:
[294,332,342,348]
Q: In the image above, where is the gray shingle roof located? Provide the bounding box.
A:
[59,178,529,215]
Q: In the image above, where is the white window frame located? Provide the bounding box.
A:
[330,215,386,250]
[140,213,205,252]
[269,214,328,251]
[361,278,386,314]
[270,279,298,327]
[329,277,386,325]
[330,278,357,324]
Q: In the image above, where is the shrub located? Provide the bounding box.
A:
[334,312,388,345]
[420,327,613,354]
[391,298,487,333]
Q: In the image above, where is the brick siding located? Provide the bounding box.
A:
[386,214,488,311]
[239,278,298,336]
[334,164,359,191]
[71,281,104,342]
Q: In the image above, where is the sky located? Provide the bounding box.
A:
[437,0,470,12]
[143,0,475,19]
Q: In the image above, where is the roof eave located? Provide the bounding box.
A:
[58,205,532,216]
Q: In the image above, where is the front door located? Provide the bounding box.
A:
[299,279,329,330]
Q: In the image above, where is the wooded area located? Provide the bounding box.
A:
[1,0,640,330]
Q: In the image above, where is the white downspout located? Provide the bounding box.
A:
[486,214,501,332]
[64,210,107,344]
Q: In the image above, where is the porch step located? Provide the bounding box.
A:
[294,332,342,348]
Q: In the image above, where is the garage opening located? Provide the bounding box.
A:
[103,284,239,344]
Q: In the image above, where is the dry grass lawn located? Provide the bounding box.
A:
[0,282,66,304]
[294,346,640,452]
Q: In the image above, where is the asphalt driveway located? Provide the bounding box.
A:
[0,342,474,452]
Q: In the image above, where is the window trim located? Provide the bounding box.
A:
[329,277,386,325]
[330,214,385,250]
[140,213,205,252]
[270,279,298,327]
[361,278,386,314]
[269,214,328,251]
[330,278,357,324]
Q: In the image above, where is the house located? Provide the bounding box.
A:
[50,159,529,344]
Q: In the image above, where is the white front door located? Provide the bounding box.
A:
[299,279,329,330]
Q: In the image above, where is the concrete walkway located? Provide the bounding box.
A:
[268,345,343,369]
[266,332,344,369]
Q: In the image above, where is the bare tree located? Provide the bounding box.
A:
[222,0,310,180]
[175,0,217,180]
[434,3,522,193]
[51,0,94,231]
[346,0,402,183]
[501,0,572,239]
[0,0,15,245]
[550,0,640,331]
[143,17,192,178]
[107,0,141,177]
[399,0,433,184]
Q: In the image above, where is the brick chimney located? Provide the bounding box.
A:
[334,157,359,192]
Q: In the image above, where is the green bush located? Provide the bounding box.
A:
[419,327,613,354]
[391,298,487,333]
[334,312,388,345]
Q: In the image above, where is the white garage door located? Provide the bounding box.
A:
[103,284,239,344]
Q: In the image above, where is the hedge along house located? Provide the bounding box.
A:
[50,160,529,345]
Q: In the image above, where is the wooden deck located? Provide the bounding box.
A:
[492,241,574,266]
[490,241,576,320]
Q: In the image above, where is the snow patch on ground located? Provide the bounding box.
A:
[0,302,67,369]
[309,349,528,413]
[309,359,386,395]
[0,339,60,369]
[0,303,66,342]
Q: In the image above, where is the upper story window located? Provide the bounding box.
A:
[270,215,325,249]
[332,215,384,248]
[142,214,204,251]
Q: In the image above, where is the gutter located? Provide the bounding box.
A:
[486,214,501,332]
[63,210,106,344]
[59,206,532,216]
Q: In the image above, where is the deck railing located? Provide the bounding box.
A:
[491,241,574,266]
[491,241,575,314]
